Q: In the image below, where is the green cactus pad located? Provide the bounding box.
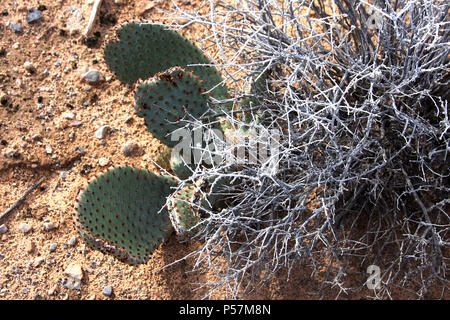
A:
[73,165,177,265]
[167,182,203,237]
[134,66,209,147]
[104,22,228,101]
[170,151,195,180]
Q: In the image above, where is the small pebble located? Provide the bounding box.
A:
[31,134,43,141]
[18,222,32,233]
[32,257,44,268]
[102,286,113,297]
[98,157,110,167]
[45,144,52,154]
[62,112,75,120]
[26,8,43,24]
[60,171,67,181]
[24,61,34,72]
[25,240,35,254]
[0,224,8,234]
[49,242,58,252]
[10,22,23,33]
[122,141,141,157]
[48,285,58,296]
[68,236,77,247]
[71,121,82,127]
[94,125,111,139]
[43,222,56,231]
[81,67,103,83]
[75,146,85,153]
[63,263,83,290]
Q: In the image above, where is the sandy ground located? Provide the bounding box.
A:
[0,0,447,300]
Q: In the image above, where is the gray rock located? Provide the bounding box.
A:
[59,171,67,181]
[68,236,77,247]
[49,242,58,252]
[0,224,8,234]
[81,67,103,83]
[62,277,81,290]
[10,22,23,33]
[102,286,113,297]
[26,9,43,24]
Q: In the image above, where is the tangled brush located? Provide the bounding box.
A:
[164,0,450,299]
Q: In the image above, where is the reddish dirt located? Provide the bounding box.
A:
[0,0,447,300]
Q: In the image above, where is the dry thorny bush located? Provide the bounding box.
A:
[153,0,449,299]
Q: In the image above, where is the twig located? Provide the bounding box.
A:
[83,0,103,37]
[0,177,46,223]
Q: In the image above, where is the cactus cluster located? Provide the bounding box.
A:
[73,22,241,264]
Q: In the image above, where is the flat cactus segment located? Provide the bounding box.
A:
[167,183,203,237]
[170,151,195,180]
[104,22,228,100]
[73,165,177,265]
[134,67,208,147]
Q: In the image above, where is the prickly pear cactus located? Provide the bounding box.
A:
[104,22,228,102]
[167,182,203,237]
[169,151,195,180]
[73,165,177,265]
[134,66,209,147]
[167,177,230,237]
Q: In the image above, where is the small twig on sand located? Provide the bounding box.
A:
[83,0,103,37]
[0,177,46,223]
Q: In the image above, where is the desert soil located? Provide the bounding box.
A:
[0,0,446,300]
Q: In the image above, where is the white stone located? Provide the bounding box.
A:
[65,263,83,280]
[43,222,56,231]
[98,157,110,167]
[45,144,52,154]
[62,112,75,120]
[94,125,111,139]
[18,222,32,233]
[24,61,34,72]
